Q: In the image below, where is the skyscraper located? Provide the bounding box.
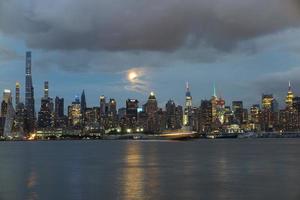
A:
[126,99,139,120]
[81,90,87,114]
[54,96,66,128]
[199,100,213,133]
[25,51,35,133]
[44,81,49,99]
[99,95,106,116]
[211,84,218,123]
[55,97,64,118]
[144,92,158,132]
[183,82,192,126]
[1,89,12,117]
[15,82,20,107]
[68,96,81,128]
[38,81,53,128]
[81,90,87,124]
[285,81,294,108]
[3,89,15,137]
[15,83,25,136]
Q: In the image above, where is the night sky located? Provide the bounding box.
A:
[1,0,300,109]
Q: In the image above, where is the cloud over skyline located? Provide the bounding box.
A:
[0,0,300,53]
[0,0,300,107]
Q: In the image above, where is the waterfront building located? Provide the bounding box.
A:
[25,51,35,133]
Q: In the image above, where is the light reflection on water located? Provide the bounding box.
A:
[0,139,300,200]
[26,168,38,200]
[120,142,145,200]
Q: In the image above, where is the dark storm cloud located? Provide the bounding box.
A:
[0,0,300,52]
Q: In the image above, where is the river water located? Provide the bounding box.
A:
[0,139,300,200]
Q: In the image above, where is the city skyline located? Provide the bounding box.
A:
[1,0,300,108]
[0,52,299,111]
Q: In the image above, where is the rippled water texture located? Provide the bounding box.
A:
[0,139,300,200]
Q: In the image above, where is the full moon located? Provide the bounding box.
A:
[128,71,138,81]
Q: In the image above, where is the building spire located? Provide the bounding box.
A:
[185,81,191,97]
[289,81,291,91]
[186,81,189,92]
[213,83,217,97]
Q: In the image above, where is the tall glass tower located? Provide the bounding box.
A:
[25,51,35,133]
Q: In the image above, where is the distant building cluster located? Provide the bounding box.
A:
[1,52,300,137]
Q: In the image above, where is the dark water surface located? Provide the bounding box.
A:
[0,139,300,200]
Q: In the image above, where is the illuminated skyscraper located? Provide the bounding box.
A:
[25,51,35,133]
[68,96,81,128]
[211,84,218,124]
[262,94,274,110]
[216,96,225,124]
[285,81,294,108]
[261,94,276,131]
[183,82,192,126]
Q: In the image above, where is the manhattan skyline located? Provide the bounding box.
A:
[1,0,300,108]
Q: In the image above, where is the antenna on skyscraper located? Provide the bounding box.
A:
[213,83,217,97]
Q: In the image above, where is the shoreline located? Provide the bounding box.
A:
[2,133,300,142]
